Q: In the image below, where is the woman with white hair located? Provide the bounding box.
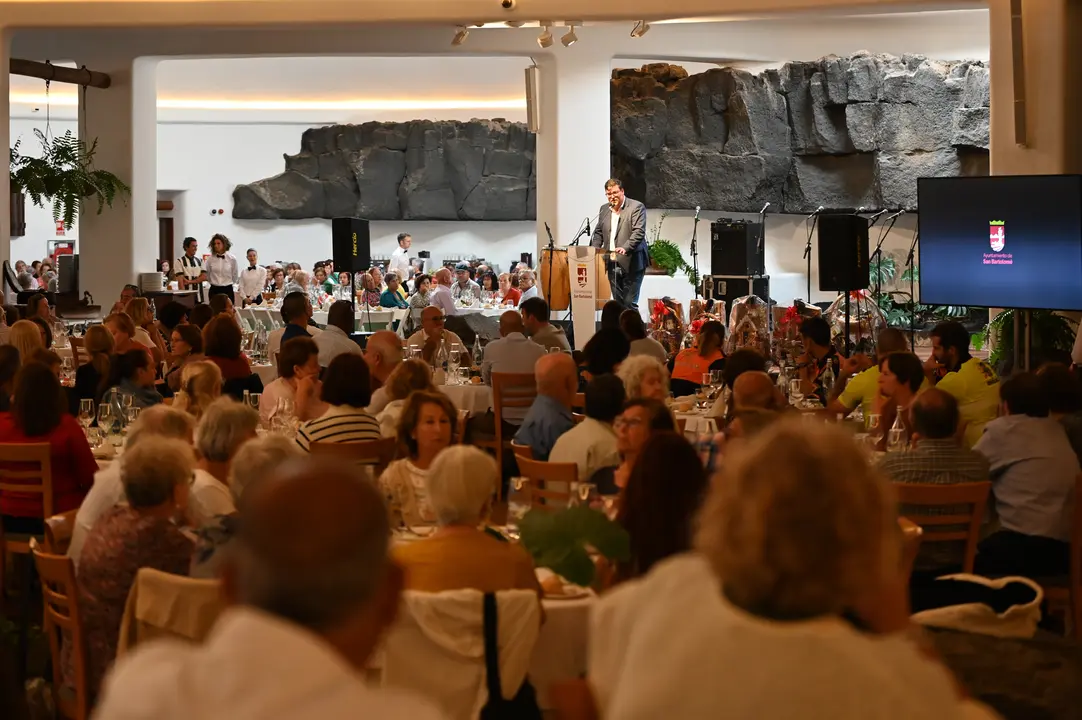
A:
[569,419,992,720]
[393,445,542,597]
[189,397,259,527]
[616,354,670,402]
[191,435,303,578]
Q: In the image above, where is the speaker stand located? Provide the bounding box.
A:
[802,215,819,303]
[690,214,701,299]
[905,229,919,352]
[844,292,852,356]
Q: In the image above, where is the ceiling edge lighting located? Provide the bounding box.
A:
[561,23,579,47]
[452,26,469,46]
[537,22,553,48]
[505,20,526,27]
[631,20,650,37]
[8,93,527,112]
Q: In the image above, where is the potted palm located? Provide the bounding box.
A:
[646,212,699,288]
[9,129,130,232]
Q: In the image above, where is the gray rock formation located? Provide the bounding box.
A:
[233,52,990,220]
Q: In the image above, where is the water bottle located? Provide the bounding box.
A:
[887,406,907,452]
[776,365,790,400]
[472,338,484,369]
[821,363,835,396]
[435,338,448,371]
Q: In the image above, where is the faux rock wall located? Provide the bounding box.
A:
[232,52,989,220]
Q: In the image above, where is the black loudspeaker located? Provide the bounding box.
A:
[710,219,765,277]
[331,218,371,272]
[707,275,771,313]
[817,213,869,291]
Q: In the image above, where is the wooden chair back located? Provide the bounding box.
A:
[31,538,89,720]
[893,481,991,573]
[572,412,585,425]
[491,372,539,492]
[510,441,533,461]
[1040,474,1082,639]
[897,516,924,580]
[0,443,54,554]
[516,455,576,510]
[455,408,469,444]
[69,336,89,368]
[44,509,79,555]
[310,437,397,478]
[572,392,586,410]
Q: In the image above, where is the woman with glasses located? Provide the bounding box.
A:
[590,398,675,496]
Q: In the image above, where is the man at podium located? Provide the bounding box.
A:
[590,178,648,310]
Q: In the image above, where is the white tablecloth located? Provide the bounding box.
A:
[438,384,492,417]
[533,593,594,708]
[251,363,277,386]
[674,411,719,436]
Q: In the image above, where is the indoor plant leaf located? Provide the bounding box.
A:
[518,505,631,587]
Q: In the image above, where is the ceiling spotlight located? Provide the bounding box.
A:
[561,24,578,47]
[505,20,526,28]
[537,23,553,48]
[452,26,469,46]
[631,20,650,38]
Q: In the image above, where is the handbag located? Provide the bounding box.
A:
[479,592,542,720]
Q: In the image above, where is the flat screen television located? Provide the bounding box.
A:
[917,175,1082,311]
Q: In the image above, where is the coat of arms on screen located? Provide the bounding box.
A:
[990,221,1006,252]
[577,266,588,288]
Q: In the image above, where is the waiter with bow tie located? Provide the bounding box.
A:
[238,247,265,307]
[590,178,648,310]
[205,233,240,303]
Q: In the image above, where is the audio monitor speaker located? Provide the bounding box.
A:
[332,217,371,273]
[817,213,869,291]
[708,275,771,313]
[710,219,765,277]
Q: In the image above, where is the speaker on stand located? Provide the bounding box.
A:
[817,213,870,354]
[332,217,373,328]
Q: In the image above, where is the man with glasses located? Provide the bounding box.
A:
[428,267,458,318]
[405,306,463,364]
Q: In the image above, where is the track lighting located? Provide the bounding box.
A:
[452,26,469,46]
[561,24,578,47]
[537,23,553,48]
[631,20,650,38]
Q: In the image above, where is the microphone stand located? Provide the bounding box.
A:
[690,212,702,299]
[803,213,820,303]
[872,213,901,300]
[905,228,919,352]
[544,222,556,307]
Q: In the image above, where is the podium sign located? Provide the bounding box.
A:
[569,247,597,350]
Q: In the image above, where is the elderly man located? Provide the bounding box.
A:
[428,267,458,317]
[189,398,260,527]
[406,306,464,364]
[315,300,362,367]
[482,311,546,386]
[68,406,194,570]
[451,262,481,300]
[520,297,570,353]
[269,291,322,361]
[550,374,624,481]
[732,371,785,412]
[94,459,446,719]
[515,353,577,460]
[518,269,538,301]
[364,330,404,414]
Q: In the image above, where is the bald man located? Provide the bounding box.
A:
[481,310,546,387]
[94,459,446,719]
[364,330,405,414]
[732,371,785,412]
[405,306,464,365]
[514,353,578,461]
[428,266,458,318]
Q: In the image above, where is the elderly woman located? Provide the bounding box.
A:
[590,398,675,496]
[165,323,205,392]
[188,397,259,527]
[74,437,194,702]
[72,325,114,413]
[376,359,436,437]
[103,312,139,355]
[124,297,166,365]
[190,435,303,578]
[379,390,455,527]
[616,355,670,402]
[578,419,985,720]
[173,360,223,420]
[394,445,542,596]
[295,354,381,452]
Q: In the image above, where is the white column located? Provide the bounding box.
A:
[0,30,12,276]
[533,49,613,289]
[78,55,158,308]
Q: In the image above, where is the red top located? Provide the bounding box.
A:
[0,413,98,518]
[208,354,252,381]
[502,288,522,307]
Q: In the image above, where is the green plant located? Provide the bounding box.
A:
[646,212,699,288]
[868,258,969,329]
[519,505,630,587]
[982,309,1077,370]
[10,129,130,230]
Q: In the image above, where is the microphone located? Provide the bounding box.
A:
[807,206,825,218]
[694,205,701,221]
[544,222,555,248]
[856,206,866,214]
[759,202,771,215]
[585,217,591,236]
[865,209,889,226]
[883,209,907,223]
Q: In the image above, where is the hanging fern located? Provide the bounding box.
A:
[10,129,131,230]
[646,211,699,288]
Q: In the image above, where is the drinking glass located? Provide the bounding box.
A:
[867,413,882,434]
[788,379,804,408]
[122,393,134,411]
[247,392,261,413]
[506,477,533,539]
[86,427,104,449]
[577,482,599,508]
[126,406,141,426]
[78,399,94,432]
[548,347,563,354]
[456,367,470,385]
[97,403,113,430]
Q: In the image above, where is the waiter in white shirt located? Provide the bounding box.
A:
[175,236,207,302]
[238,248,266,307]
[389,233,412,281]
[205,233,240,303]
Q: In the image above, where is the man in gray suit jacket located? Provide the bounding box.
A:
[590,178,649,310]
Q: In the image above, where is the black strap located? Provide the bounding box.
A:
[482,592,502,703]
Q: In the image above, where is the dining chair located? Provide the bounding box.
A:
[478,372,538,498]
[311,437,398,479]
[0,443,55,565]
[1036,473,1082,639]
[516,455,576,510]
[893,481,991,573]
[31,538,89,720]
[68,336,89,368]
[509,441,533,461]
[44,509,79,555]
[455,408,470,444]
[572,392,586,411]
[116,568,224,656]
[897,516,924,581]
[571,412,586,425]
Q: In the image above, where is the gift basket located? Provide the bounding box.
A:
[773,300,822,362]
[648,298,685,359]
[723,295,770,357]
[824,290,887,354]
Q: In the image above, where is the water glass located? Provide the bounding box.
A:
[97,402,112,430]
[576,482,599,508]
[126,406,141,426]
[456,367,470,385]
[247,392,261,413]
[86,427,104,449]
[505,477,533,539]
[867,413,882,434]
[788,379,804,408]
[78,399,95,431]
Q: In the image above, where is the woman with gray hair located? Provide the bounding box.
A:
[74,437,195,701]
[189,397,259,528]
[575,418,989,720]
[392,445,542,597]
[191,435,303,578]
[616,354,670,402]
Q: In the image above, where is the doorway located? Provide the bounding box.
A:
[158,217,174,272]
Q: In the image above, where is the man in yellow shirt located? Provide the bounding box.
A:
[827,328,909,426]
[926,321,1000,448]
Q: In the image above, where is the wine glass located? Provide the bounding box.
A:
[247,393,261,413]
[97,403,113,431]
[506,477,533,539]
[577,482,599,508]
[126,406,141,427]
[78,399,94,432]
[788,379,804,408]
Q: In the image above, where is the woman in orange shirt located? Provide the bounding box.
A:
[670,320,726,397]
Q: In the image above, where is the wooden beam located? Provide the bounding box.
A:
[156,200,175,212]
[9,59,111,89]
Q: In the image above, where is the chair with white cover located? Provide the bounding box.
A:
[115,568,225,657]
[380,589,541,720]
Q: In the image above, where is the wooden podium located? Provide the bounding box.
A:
[540,246,612,311]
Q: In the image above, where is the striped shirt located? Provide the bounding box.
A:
[295,406,382,452]
[176,254,205,302]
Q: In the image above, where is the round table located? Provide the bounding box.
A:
[251,363,277,386]
[438,383,492,417]
[533,591,594,709]
[673,410,719,437]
